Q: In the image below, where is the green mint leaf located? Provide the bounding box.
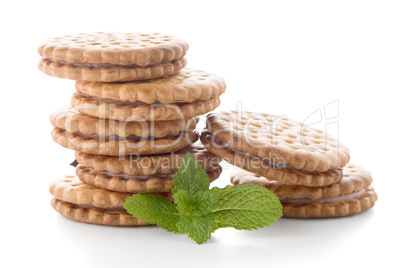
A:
[174,190,215,244]
[171,152,210,195]
[123,194,180,233]
[211,184,283,230]
[176,214,215,244]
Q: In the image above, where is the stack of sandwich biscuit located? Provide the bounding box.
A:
[201,111,377,218]
[38,32,225,225]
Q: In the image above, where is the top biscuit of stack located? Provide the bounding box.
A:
[38,32,188,82]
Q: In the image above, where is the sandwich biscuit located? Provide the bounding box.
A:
[50,106,199,139]
[230,163,377,218]
[71,92,220,122]
[38,32,188,82]
[75,144,223,193]
[51,127,198,156]
[75,68,226,104]
[49,175,172,225]
[201,111,350,186]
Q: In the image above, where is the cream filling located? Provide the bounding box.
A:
[97,169,175,180]
[281,189,365,204]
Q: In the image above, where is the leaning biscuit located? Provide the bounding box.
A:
[38,32,188,82]
[71,92,220,121]
[75,68,226,104]
[76,164,223,193]
[75,144,222,176]
[204,111,350,173]
[49,175,172,225]
[231,163,377,218]
[201,130,343,187]
[50,106,199,139]
[51,127,198,156]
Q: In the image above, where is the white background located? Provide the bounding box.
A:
[1,1,401,267]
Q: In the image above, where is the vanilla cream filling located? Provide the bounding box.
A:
[281,189,365,205]
[97,169,175,180]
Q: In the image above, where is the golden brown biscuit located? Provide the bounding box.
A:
[50,106,199,139]
[49,175,172,225]
[230,164,377,218]
[204,111,350,173]
[71,92,220,121]
[75,143,222,176]
[38,58,186,82]
[49,174,172,207]
[75,68,226,104]
[51,127,198,156]
[281,188,376,218]
[76,164,223,193]
[51,199,148,226]
[201,130,343,187]
[38,32,188,82]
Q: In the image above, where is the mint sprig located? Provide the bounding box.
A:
[123,153,282,244]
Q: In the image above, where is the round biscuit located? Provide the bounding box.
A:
[282,188,377,218]
[75,143,222,176]
[71,92,220,121]
[38,58,187,82]
[76,165,223,193]
[49,175,172,208]
[50,106,199,139]
[202,131,342,187]
[230,163,373,199]
[75,68,226,104]
[38,32,188,66]
[51,199,150,226]
[51,127,199,156]
[205,111,350,172]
